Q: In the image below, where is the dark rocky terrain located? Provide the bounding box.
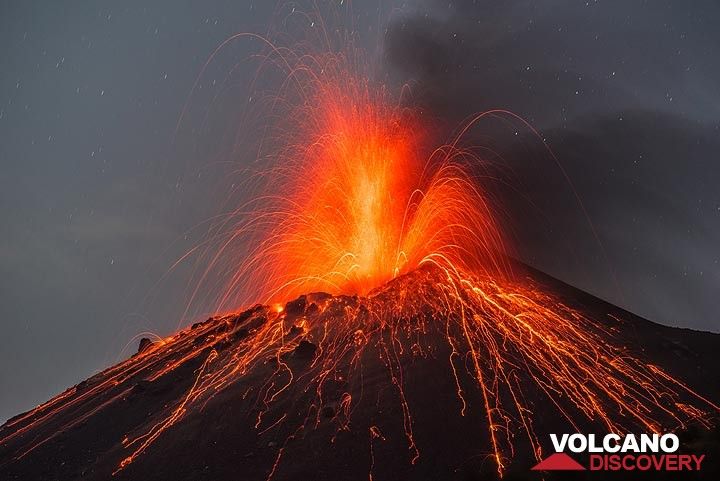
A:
[1,264,718,481]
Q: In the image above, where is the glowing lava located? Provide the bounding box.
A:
[214,65,508,308]
[108,38,717,478]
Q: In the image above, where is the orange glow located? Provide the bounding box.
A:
[265,86,425,297]
[225,75,507,305]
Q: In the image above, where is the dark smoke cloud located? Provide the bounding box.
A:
[383,0,720,332]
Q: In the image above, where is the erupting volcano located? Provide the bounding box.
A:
[2,17,719,481]
[200,44,509,308]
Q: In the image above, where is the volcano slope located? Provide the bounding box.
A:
[1,263,718,481]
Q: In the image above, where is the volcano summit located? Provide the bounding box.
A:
[1,262,718,481]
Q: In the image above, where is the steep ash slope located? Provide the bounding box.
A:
[1,264,718,481]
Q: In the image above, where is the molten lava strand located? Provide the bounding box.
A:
[188,34,512,316]
[3,266,717,479]
[107,266,716,478]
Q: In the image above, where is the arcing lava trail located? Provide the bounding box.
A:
[200,47,508,309]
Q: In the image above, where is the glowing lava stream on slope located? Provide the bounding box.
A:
[2,22,718,481]
[110,39,717,477]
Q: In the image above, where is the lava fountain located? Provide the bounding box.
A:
[207,50,509,309]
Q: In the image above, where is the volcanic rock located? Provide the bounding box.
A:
[136,337,154,354]
[293,339,317,360]
[1,263,718,481]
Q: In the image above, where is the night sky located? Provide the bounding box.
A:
[1,1,719,423]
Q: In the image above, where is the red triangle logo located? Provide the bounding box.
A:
[531,452,586,471]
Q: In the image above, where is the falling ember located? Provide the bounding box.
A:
[2,13,718,481]
[210,61,509,308]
